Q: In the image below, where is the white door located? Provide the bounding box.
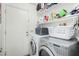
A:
[5,5,30,56]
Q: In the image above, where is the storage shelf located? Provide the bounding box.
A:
[38,14,79,25]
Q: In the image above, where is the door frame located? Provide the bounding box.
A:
[1,3,6,56]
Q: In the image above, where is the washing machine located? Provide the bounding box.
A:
[75,28,79,41]
[39,36,79,56]
[30,33,49,56]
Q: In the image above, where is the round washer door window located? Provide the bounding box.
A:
[31,39,36,55]
[39,46,54,56]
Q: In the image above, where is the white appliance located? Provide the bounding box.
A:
[30,33,49,56]
[75,28,79,41]
[39,36,79,56]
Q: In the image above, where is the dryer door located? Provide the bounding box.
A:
[31,39,36,55]
[39,46,54,56]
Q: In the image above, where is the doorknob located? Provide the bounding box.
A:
[26,32,29,36]
[26,32,28,33]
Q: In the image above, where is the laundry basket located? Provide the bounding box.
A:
[48,15,78,40]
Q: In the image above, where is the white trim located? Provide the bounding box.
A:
[1,3,6,56]
[39,46,54,56]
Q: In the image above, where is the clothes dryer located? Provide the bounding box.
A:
[39,36,79,56]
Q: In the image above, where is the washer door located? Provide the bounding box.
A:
[39,46,54,56]
[31,39,36,55]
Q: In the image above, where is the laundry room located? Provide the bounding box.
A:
[0,3,79,56]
